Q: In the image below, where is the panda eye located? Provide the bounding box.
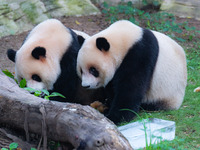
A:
[89,67,99,77]
[32,74,42,82]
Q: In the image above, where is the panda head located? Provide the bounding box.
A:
[8,45,61,91]
[7,19,74,91]
[77,20,143,89]
[77,37,117,89]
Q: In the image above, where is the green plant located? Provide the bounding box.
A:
[149,138,185,150]
[19,78,27,88]
[1,142,18,150]
[2,69,65,100]
[2,69,15,79]
[24,87,65,100]
[2,69,26,87]
[1,142,37,150]
[2,69,17,83]
[102,1,142,24]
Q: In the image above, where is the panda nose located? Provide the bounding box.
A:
[82,85,90,88]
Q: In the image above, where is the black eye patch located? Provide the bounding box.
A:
[89,67,99,77]
[32,74,42,82]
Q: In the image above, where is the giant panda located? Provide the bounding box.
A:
[7,18,105,104]
[76,20,187,124]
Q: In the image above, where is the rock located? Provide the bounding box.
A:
[0,0,100,38]
[160,0,200,20]
[42,0,100,17]
[0,0,49,37]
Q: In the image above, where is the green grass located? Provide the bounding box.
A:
[102,1,200,149]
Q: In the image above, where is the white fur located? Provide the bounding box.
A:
[15,19,72,90]
[143,31,187,109]
[81,72,98,88]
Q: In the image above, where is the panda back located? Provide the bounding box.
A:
[144,31,187,109]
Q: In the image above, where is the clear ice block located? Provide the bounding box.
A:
[118,118,175,149]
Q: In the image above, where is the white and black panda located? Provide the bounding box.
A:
[76,20,187,124]
[6,18,105,104]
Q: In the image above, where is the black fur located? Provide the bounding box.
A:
[96,37,110,51]
[141,100,168,111]
[7,49,16,62]
[31,47,46,59]
[50,28,81,102]
[77,35,85,46]
[105,29,159,124]
[7,30,31,62]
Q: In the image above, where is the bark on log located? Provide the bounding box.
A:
[0,70,133,150]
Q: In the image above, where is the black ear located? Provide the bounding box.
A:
[96,37,110,51]
[31,47,46,59]
[7,49,16,62]
[77,35,85,46]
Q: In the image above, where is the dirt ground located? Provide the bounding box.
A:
[0,14,200,73]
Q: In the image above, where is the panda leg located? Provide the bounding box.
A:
[106,75,149,125]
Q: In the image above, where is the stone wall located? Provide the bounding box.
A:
[161,0,200,20]
[0,0,100,38]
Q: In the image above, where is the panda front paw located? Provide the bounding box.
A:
[90,101,108,113]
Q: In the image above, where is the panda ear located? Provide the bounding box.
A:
[7,49,16,62]
[31,47,46,60]
[77,35,85,46]
[96,37,110,51]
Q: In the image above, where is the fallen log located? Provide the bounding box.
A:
[0,70,133,150]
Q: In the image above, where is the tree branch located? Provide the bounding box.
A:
[0,70,132,149]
